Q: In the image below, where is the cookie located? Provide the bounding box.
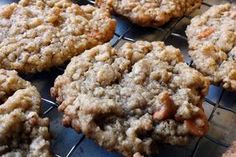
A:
[0,69,51,156]
[0,0,116,73]
[96,0,202,27]
[186,3,236,91]
[51,41,209,157]
[223,142,236,157]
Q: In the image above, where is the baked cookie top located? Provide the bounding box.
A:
[223,142,236,157]
[0,0,116,73]
[51,41,209,157]
[186,3,236,91]
[96,0,202,27]
[0,69,51,156]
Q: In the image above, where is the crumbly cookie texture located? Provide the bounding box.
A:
[0,69,51,157]
[51,41,209,157]
[186,3,236,91]
[223,142,236,157]
[0,0,116,73]
[96,0,202,27]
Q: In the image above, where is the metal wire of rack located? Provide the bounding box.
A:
[5,0,234,156]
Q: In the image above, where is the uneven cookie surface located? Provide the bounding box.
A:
[0,69,51,156]
[96,0,202,27]
[186,3,236,91]
[0,0,116,73]
[51,41,209,157]
[223,142,236,157]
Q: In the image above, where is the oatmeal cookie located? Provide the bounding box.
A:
[223,142,236,157]
[0,0,116,73]
[96,0,202,27]
[51,41,209,157]
[0,69,51,156]
[186,3,236,91]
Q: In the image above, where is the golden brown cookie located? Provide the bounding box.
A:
[186,3,236,91]
[0,0,116,73]
[0,69,51,156]
[96,0,202,27]
[51,41,209,157]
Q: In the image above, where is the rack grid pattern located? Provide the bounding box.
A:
[2,0,235,156]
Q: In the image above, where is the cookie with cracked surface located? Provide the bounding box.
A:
[51,41,209,157]
[0,0,116,73]
[223,142,236,157]
[96,0,202,27]
[186,3,236,91]
[0,69,51,157]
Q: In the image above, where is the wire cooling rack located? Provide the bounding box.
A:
[1,0,235,156]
